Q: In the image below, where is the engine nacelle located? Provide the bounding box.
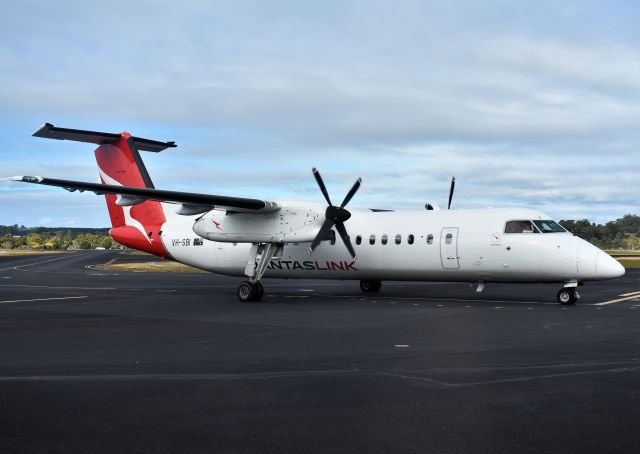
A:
[192,204,323,243]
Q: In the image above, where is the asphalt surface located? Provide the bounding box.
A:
[0,251,638,453]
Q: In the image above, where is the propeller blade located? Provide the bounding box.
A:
[312,168,332,206]
[334,222,356,259]
[308,220,335,253]
[447,177,456,210]
[340,177,362,208]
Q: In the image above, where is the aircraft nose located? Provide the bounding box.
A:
[597,252,625,279]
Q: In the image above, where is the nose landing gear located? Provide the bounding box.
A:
[557,287,579,305]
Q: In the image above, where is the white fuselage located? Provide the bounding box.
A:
[158,205,624,284]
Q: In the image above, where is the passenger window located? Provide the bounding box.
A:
[426,234,433,244]
[505,220,539,234]
[356,235,362,245]
[408,234,414,245]
[395,234,401,245]
[445,233,453,244]
[369,235,376,245]
[381,234,388,245]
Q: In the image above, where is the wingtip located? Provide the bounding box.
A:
[4,176,43,183]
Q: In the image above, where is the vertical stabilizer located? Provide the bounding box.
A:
[32,123,176,257]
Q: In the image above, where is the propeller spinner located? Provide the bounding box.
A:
[309,168,361,259]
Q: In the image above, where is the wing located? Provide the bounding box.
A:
[9,176,280,214]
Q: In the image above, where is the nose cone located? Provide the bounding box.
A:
[597,252,625,279]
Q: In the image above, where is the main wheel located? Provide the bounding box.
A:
[360,279,382,292]
[557,288,577,305]
[255,282,264,301]
[238,281,258,302]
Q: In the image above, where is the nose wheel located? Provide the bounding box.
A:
[238,281,264,302]
[557,288,579,305]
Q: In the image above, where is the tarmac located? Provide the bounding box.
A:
[0,250,638,453]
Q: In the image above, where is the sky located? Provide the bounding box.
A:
[0,0,638,227]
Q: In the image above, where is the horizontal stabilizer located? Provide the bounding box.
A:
[32,123,176,152]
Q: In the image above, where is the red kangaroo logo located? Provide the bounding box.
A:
[212,220,222,230]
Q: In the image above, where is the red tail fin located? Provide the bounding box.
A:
[32,123,176,257]
[95,133,168,257]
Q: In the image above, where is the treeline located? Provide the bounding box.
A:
[559,214,640,250]
[2,214,640,251]
[0,225,119,250]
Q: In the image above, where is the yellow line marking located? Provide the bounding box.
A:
[619,290,640,297]
[0,296,88,304]
[595,294,640,306]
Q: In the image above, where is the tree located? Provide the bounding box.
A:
[1,233,14,249]
[100,237,113,249]
[26,233,43,249]
[625,235,640,251]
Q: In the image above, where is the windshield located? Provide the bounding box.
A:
[533,220,566,233]
[504,220,539,233]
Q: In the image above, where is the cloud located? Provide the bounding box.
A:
[0,1,638,226]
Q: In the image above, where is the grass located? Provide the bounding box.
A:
[617,258,640,269]
[93,260,205,273]
[0,249,69,256]
[606,250,640,256]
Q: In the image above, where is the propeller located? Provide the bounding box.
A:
[447,177,455,209]
[309,168,361,259]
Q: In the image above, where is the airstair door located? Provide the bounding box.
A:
[440,227,459,269]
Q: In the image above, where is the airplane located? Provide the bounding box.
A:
[7,123,625,305]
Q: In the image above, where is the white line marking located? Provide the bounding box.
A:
[0,254,78,272]
[619,290,640,297]
[320,294,553,305]
[0,284,115,290]
[394,345,410,348]
[594,294,640,305]
[0,296,88,304]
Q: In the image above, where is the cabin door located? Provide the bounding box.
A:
[440,227,459,269]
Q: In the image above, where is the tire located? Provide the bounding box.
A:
[557,288,577,305]
[238,281,257,302]
[255,282,264,301]
[360,279,382,292]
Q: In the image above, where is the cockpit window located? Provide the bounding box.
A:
[533,220,566,233]
[504,220,539,233]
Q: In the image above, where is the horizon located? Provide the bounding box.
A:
[3,211,639,231]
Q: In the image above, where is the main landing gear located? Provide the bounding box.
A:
[360,279,382,292]
[237,242,282,302]
[557,287,579,305]
[237,281,264,302]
